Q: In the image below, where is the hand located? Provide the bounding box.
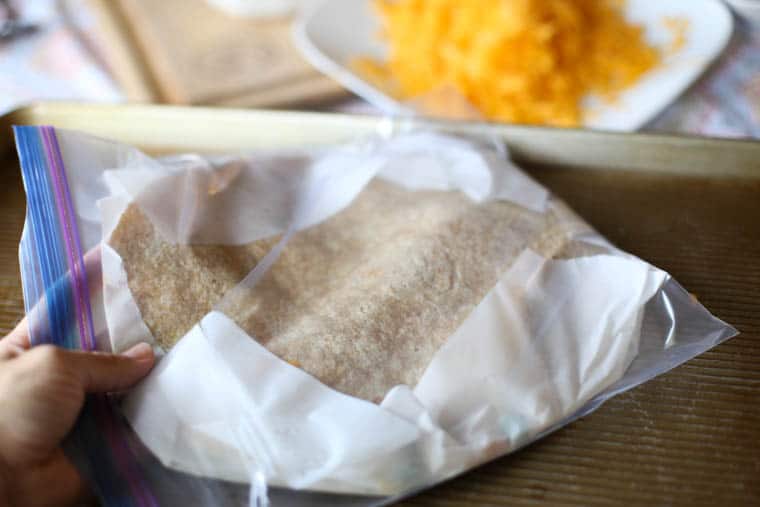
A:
[0,317,155,507]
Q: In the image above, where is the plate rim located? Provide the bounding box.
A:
[293,0,735,131]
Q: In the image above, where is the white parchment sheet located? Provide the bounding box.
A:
[94,132,667,496]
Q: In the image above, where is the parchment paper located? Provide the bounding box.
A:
[96,133,667,495]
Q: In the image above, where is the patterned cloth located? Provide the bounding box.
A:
[0,0,120,116]
[648,18,760,138]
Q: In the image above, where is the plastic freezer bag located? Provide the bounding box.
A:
[13,124,736,506]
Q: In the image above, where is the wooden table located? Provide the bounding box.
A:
[1,104,758,506]
[399,168,760,506]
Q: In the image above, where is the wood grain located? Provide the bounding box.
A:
[85,0,348,107]
[397,169,760,506]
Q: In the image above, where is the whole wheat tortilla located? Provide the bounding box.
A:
[110,179,598,401]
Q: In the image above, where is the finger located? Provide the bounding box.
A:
[76,343,155,393]
[8,448,91,507]
[83,245,102,287]
[0,317,31,360]
[0,342,26,361]
[32,343,156,393]
[1,245,102,356]
[2,316,31,350]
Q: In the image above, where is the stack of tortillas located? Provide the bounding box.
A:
[110,178,601,402]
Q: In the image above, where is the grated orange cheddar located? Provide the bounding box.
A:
[356,0,663,126]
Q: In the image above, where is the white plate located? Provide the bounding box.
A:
[294,0,734,131]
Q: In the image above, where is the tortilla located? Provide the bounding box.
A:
[110,179,594,401]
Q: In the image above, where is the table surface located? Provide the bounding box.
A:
[398,166,760,506]
[1,150,759,506]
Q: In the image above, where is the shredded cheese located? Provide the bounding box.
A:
[664,16,689,54]
[356,0,664,126]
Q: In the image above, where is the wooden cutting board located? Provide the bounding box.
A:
[85,0,348,107]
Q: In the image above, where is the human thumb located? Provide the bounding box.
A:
[54,343,155,393]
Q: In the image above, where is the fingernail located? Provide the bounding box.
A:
[122,342,154,362]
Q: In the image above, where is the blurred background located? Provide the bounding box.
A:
[1,0,759,137]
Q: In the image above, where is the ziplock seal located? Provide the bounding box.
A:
[13,125,158,507]
[16,126,96,349]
